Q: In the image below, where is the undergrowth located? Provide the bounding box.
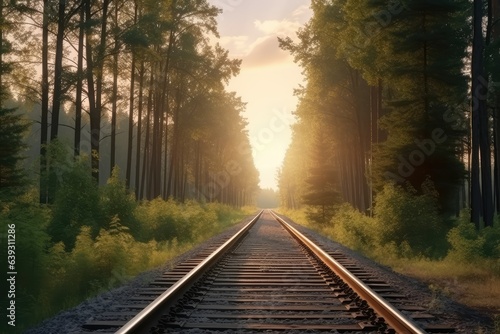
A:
[0,175,253,333]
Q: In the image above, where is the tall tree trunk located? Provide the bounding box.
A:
[491,0,500,213]
[149,60,160,199]
[194,141,201,201]
[0,2,3,106]
[126,2,138,189]
[85,0,97,180]
[50,0,66,141]
[110,2,119,176]
[89,0,110,183]
[135,61,144,198]
[167,106,179,198]
[74,4,84,157]
[151,33,174,199]
[140,68,153,200]
[471,0,491,227]
[163,110,169,199]
[147,60,158,199]
[126,55,135,187]
[40,0,50,204]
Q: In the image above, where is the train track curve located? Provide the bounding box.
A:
[80,210,454,334]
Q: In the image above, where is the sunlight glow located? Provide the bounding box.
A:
[209,0,311,189]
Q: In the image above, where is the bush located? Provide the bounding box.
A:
[48,156,102,250]
[446,218,485,262]
[101,167,138,236]
[305,204,336,226]
[483,218,500,258]
[330,204,376,253]
[135,198,181,241]
[135,199,243,243]
[374,184,445,257]
[0,196,51,331]
[446,210,500,262]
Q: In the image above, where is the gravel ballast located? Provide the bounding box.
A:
[25,211,496,334]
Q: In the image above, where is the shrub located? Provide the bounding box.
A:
[374,184,445,257]
[446,210,500,262]
[48,157,101,250]
[101,167,138,236]
[482,220,500,259]
[305,204,336,226]
[446,218,485,263]
[135,198,180,241]
[93,218,136,280]
[135,200,242,243]
[0,197,51,330]
[330,204,376,253]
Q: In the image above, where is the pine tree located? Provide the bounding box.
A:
[0,105,27,199]
[370,0,469,214]
[0,2,28,200]
[302,130,341,224]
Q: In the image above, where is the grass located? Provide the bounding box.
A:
[388,258,500,312]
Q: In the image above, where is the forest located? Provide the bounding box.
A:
[276,0,500,319]
[2,0,500,331]
[0,0,259,331]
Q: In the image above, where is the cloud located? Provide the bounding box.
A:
[218,35,250,55]
[215,5,312,69]
[292,4,312,20]
[242,36,290,68]
[239,18,302,68]
[254,19,302,36]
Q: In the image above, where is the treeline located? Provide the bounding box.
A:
[0,0,259,205]
[278,0,500,231]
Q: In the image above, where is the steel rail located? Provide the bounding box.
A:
[270,210,427,334]
[115,210,263,334]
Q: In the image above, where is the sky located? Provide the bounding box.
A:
[207,0,312,190]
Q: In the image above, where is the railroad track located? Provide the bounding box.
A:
[80,210,454,334]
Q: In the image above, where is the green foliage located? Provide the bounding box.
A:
[135,198,184,242]
[283,183,448,259]
[302,131,342,224]
[446,216,485,263]
[42,139,75,204]
[366,0,469,214]
[0,105,28,200]
[48,155,101,250]
[0,195,51,332]
[135,199,238,243]
[330,203,376,252]
[101,167,138,235]
[482,224,500,259]
[374,183,446,257]
[3,189,248,332]
[447,210,500,263]
[305,205,336,227]
[322,191,497,262]
[0,3,29,202]
[39,223,171,320]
